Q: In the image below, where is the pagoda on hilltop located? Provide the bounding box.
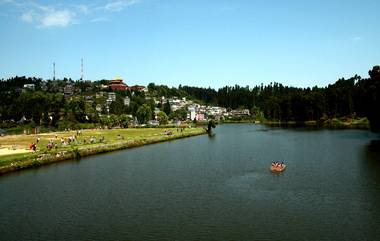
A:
[109,77,127,91]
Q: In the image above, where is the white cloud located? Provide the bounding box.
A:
[21,10,34,22]
[20,6,75,28]
[11,0,141,28]
[39,9,75,27]
[104,0,140,12]
[353,36,361,41]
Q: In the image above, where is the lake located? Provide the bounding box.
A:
[1,124,380,241]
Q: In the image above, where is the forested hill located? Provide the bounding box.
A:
[179,66,380,132]
[0,66,379,132]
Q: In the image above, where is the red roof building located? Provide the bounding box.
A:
[128,85,147,92]
[109,78,127,91]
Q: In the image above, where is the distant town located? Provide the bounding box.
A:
[105,78,250,124]
[1,65,379,134]
[0,75,253,133]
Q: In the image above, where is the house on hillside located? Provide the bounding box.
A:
[195,113,205,121]
[23,84,35,91]
[124,97,130,106]
[230,109,250,116]
[128,85,147,92]
[64,84,75,97]
[108,92,116,102]
[187,106,196,120]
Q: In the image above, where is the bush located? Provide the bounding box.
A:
[57,119,75,131]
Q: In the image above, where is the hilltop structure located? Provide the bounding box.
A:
[109,77,127,91]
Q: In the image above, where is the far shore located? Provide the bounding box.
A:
[0,127,206,175]
[219,117,370,129]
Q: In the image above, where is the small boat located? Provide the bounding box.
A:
[270,163,286,172]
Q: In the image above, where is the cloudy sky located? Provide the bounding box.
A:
[0,0,379,88]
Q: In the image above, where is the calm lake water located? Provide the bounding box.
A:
[1,124,380,241]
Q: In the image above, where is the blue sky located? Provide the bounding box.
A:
[0,0,379,88]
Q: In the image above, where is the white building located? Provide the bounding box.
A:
[108,92,116,102]
[64,84,74,97]
[23,84,35,91]
[188,106,196,120]
[124,97,130,106]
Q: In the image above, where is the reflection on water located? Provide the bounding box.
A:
[367,139,380,153]
[0,124,380,241]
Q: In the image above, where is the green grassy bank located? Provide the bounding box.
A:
[0,127,206,175]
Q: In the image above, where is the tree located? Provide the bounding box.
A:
[119,114,132,128]
[366,66,380,132]
[99,115,112,128]
[136,104,152,124]
[163,100,171,115]
[109,96,125,115]
[207,120,216,133]
[66,99,86,122]
[169,107,187,121]
[157,111,168,125]
[250,106,264,120]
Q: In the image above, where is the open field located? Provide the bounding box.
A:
[0,127,206,174]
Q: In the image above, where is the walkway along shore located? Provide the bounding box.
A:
[0,128,206,175]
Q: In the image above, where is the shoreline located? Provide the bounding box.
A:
[0,128,206,176]
[220,118,370,129]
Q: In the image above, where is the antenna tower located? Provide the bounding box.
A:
[53,62,56,80]
[81,58,83,80]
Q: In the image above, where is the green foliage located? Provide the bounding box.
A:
[169,107,188,121]
[163,100,171,115]
[136,104,152,124]
[179,68,378,132]
[57,119,74,130]
[364,66,380,132]
[250,106,264,120]
[109,96,126,114]
[119,114,132,128]
[72,147,81,160]
[148,83,187,98]
[156,111,168,125]
[1,66,379,132]
[207,120,216,133]
[99,115,124,128]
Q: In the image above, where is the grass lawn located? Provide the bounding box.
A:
[0,127,206,170]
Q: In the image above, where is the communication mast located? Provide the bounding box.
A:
[53,62,56,80]
[80,58,84,80]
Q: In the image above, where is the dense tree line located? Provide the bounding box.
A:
[179,66,380,131]
[0,66,379,131]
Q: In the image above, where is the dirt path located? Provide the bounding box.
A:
[0,147,30,156]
